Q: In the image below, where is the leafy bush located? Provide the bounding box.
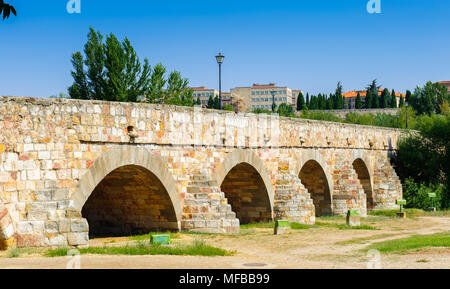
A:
[403,178,446,210]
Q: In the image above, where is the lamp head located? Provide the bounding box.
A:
[215,53,225,64]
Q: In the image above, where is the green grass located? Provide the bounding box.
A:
[240,222,275,229]
[7,248,22,258]
[129,231,181,241]
[368,208,450,218]
[240,221,377,230]
[365,232,450,253]
[335,234,399,246]
[368,208,424,217]
[315,222,378,230]
[45,239,233,257]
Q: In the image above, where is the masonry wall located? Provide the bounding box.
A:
[0,96,404,248]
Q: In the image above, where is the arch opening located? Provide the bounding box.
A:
[352,158,374,210]
[220,162,272,224]
[299,160,332,216]
[81,165,178,238]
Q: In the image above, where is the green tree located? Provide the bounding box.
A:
[310,95,318,110]
[0,1,16,20]
[207,96,214,108]
[380,88,389,108]
[399,95,404,107]
[296,92,306,111]
[326,94,334,110]
[147,63,167,103]
[395,114,450,208]
[366,79,381,96]
[373,91,380,108]
[355,92,362,109]
[69,27,152,102]
[213,96,220,109]
[409,81,448,115]
[365,90,372,109]
[165,71,190,104]
[335,81,343,109]
[277,103,295,117]
[69,27,191,106]
[306,93,310,109]
[390,89,397,108]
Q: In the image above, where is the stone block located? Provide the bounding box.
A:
[70,219,89,232]
[67,232,89,246]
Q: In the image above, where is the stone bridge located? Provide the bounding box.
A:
[0,96,403,249]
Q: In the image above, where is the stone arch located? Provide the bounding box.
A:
[351,152,374,210]
[296,150,334,216]
[71,146,182,235]
[0,206,15,250]
[214,149,274,224]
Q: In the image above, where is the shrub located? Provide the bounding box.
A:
[403,178,446,210]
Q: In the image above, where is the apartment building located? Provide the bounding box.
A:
[231,83,301,112]
[191,87,218,106]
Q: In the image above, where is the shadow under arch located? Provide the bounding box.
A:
[213,149,274,224]
[71,146,182,235]
[296,150,334,216]
[351,152,374,210]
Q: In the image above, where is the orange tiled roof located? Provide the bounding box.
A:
[439,81,450,84]
[343,89,406,98]
[191,86,209,91]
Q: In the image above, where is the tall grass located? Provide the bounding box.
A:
[45,239,233,257]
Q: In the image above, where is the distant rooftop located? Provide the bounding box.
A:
[343,89,406,98]
[252,83,277,89]
[191,86,212,91]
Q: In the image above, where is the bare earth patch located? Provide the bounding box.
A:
[0,216,449,269]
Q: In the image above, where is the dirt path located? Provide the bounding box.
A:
[1,216,449,269]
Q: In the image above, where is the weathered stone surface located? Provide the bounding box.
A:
[0,96,404,249]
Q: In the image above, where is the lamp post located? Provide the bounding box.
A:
[215,53,225,110]
[271,90,276,113]
[405,102,408,129]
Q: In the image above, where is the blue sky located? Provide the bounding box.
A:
[1,0,449,97]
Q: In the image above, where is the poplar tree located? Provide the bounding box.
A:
[390,89,397,108]
[380,88,389,108]
[355,92,362,109]
[297,92,306,111]
[365,90,372,109]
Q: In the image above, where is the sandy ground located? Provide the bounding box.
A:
[0,216,449,269]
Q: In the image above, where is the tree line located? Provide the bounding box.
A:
[296,80,406,111]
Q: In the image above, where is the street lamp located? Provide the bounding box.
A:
[405,102,408,129]
[270,90,276,113]
[215,53,225,110]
